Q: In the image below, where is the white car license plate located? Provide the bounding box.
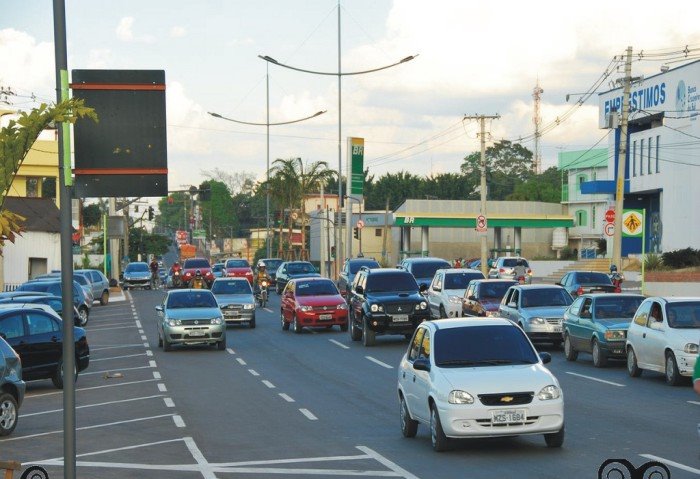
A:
[392,314,409,322]
[189,331,205,337]
[491,409,527,424]
[550,325,562,333]
[319,314,332,320]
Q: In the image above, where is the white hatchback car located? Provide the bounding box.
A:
[397,318,564,451]
[425,268,485,319]
[626,297,700,386]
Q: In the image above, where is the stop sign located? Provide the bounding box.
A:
[605,209,615,224]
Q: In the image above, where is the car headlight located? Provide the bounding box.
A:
[370,304,384,313]
[210,317,223,325]
[604,330,626,341]
[167,319,182,326]
[448,390,474,404]
[243,304,255,310]
[337,303,348,310]
[415,301,428,310]
[537,385,561,400]
[448,295,462,304]
[529,317,546,325]
[299,305,313,312]
[684,343,699,354]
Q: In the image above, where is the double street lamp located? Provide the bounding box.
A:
[208,72,326,259]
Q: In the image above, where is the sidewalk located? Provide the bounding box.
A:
[106,287,127,303]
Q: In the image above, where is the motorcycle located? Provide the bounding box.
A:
[172,270,182,288]
[190,270,205,289]
[609,271,624,292]
[257,280,269,307]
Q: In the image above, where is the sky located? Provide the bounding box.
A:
[3,0,700,200]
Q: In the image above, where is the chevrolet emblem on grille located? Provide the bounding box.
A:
[194,320,199,325]
[500,396,514,403]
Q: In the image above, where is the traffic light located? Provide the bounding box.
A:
[353,227,359,240]
[148,206,154,221]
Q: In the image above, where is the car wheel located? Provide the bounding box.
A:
[217,335,227,351]
[281,311,290,331]
[362,318,376,347]
[592,339,607,368]
[250,317,256,329]
[350,312,362,341]
[163,334,172,352]
[544,424,565,448]
[400,395,418,438]
[0,392,19,436]
[626,347,642,377]
[665,351,683,386]
[439,305,447,319]
[430,404,449,452]
[52,357,77,389]
[563,334,578,361]
[100,290,109,306]
[77,307,89,327]
[293,314,302,334]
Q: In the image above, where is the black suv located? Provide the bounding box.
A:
[349,268,430,346]
[337,257,381,299]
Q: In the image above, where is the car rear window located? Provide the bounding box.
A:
[521,288,573,308]
[225,260,250,268]
[502,258,529,268]
[665,301,700,329]
[575,272,612,284]
[435,325,538,366]
[594,296,644,319]
[263,260,282,270]
[296,280,338,296]
[366,273,418,293]
[411,261,450,279]
[185,259,211,269]
[444,272,484,289]
[349,260,380,274]
[211,280,252,295]
[477,281,515,299]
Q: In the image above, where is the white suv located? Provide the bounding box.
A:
[398,318,564,451]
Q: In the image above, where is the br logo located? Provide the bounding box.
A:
[599,459,671,479]
[20,466,49,479]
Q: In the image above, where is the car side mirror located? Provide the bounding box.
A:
[355,285,364,295]
[413,358,431,372]
[155,305,163,312]
[468,295,477,301]
[419,284,428,293]
[539,352,552,364]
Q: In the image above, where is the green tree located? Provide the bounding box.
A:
[82,203,104,227]
[460,140,534,180]
[508,167,561,203]
[198,180,238,239]
[129,226,170,260]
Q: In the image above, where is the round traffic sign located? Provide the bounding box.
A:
[476,215,487,232]
[356,219,365,229]
[604,222,614,237]
[605,209,615,224]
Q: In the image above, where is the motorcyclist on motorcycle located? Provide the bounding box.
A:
[170,261,183,288]
[190,269,205,289]
[609,264,624,292]
[149,256,160,289]
[255,262,271,291]
[513,259,528,284]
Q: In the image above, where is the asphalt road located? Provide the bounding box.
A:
[2,287,698,479]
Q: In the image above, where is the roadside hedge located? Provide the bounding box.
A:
[661,247,700,268]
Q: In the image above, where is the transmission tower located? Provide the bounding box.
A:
[532,80,543,174]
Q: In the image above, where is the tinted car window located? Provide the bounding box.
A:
[349,260,380,274]
[444,272,484,289]
[211,280,252,295]
[366,273,418,293]
[167,291,217,309]
[576,272,612,284]
[125,263,149,272]
[521,289,573,308]
[263,259,283,271]
[74,274,90,286]
[225,260,250,268]
[502,258,529,268]
[594,296,644,319]
[27,312,58,335]
[184,259,211,269]
[287,263,315,274]
[411,261,450,278]
[296,280,338,296]
[0,314,24,339]
[478,282,513,299]
[434,325,538,366]
[666,301,700,328]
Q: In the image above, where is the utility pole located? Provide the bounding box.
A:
[382,197,389,266]
[612,46,633,270]
[464,114,500,278]
[533,81,544,174]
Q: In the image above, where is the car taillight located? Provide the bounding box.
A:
[576,286,584,296]
[499,268,505,273]
[527,268,532,274]
[246,271,253,276]
[614,285,621,293]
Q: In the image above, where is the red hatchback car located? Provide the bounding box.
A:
[280,277,349,334]
[181,258,215,288]
[225,259,254,284]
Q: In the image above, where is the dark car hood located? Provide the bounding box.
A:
[367,291,423,303]
[288,272,321,279]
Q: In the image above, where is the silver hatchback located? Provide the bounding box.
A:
[155,289,226,351]
[210,278,256,328]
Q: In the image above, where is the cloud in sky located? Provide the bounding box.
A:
[0,28,54,99]
[169,26,186,38]
[115,16,154,43]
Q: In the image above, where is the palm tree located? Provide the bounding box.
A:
[269,157,335,258]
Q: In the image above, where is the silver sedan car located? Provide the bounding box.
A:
[155,289,226,351]
[210,278,256,328]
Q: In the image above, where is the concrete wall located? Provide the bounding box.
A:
[2,231,61,289]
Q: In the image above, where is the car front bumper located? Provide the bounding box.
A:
[437,398,564,439]
[163,323,226,344]
[365,311,430,335]
[599,340,626,358]
[122,277,150,288]
[676,350,697,376]
[220,307,255,325]
[296,309,348,327]
[522,321,562,340]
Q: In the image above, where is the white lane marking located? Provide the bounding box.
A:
[90,344,144,351]
[248,369,259,376]
[688,400,700,406]
[157,383,167,392]
[82,365,153,376]
[139,331,145,336]
[640,454,700,475]
[146,350,153,357]
[226,348,235,354]
[31,438,185,464]
[91,353,147,362]
[163,397,175,408]
[279,393,295,403]
[2,414,175,441]
[357,445,421,479]
[135,320,142,328]
[24,378,160,398]
[263,307,273,313]
[149,360,157,368]
[87,320,138,326]
[236,358,247,365]
[21,395,164,417]
[142,342,149,347]
[329,339,349,350]
[208,452,375,467]
[88,312,131,319]
[184,437,217,479]
[173,415,186,428]
[152,371,161,379]
[365,356,394,369]
[262,380,275,389]
[88,325,137,332]
[565,371,625,387]
[299,408,318,420]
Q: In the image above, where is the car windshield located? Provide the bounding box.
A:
[167,292,218,309]
[17,282,51,292]
[521,288,573,308]
[411,261,450,278]
[185,259,210,269]
[366,273,418,293]
[226,260,249,268]
[74,275,89,285]
[264,260,283,270]
[434,325,538,367]
[211,280,252,295]
[287,263,315,274]
[296,281,338,296]
[575,272,612,285]
[593,296,644,319]
[444,272,484,289]
[502,258,529,268]
[666,301,700,329]
[126,263,149,272]
[349,260,380,274]
[477,281,515,299]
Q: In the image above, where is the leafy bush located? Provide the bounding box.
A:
[560,247,577,260]
[643,253,664,271]
[661,248,700,268]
